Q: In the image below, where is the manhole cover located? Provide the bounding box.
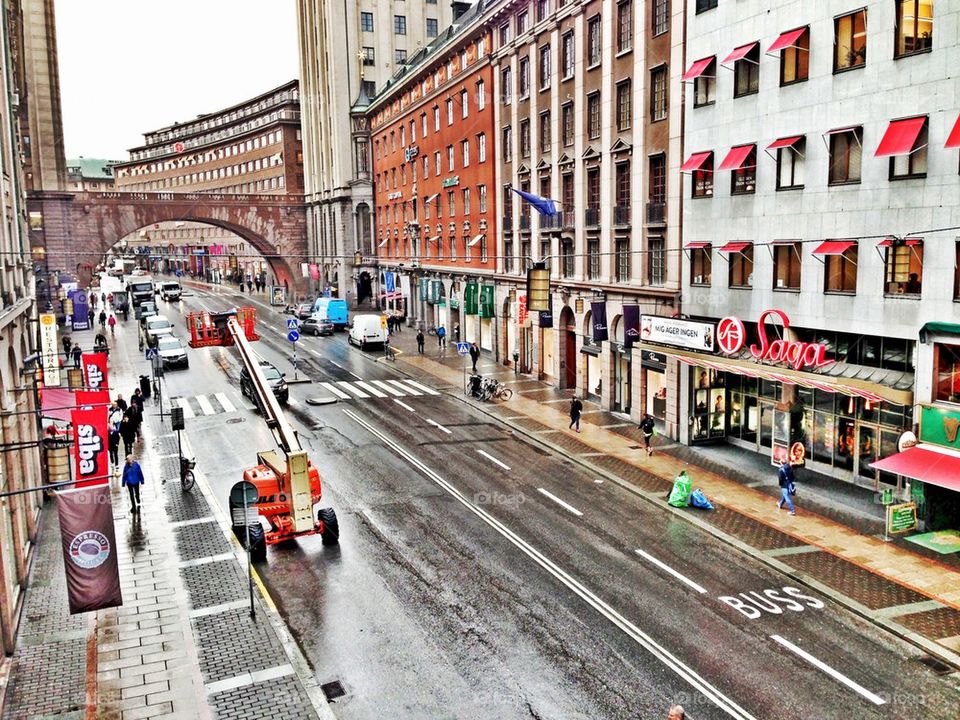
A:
[917,654,954,676]
[321,680,347,702]
[227,418,245,424]
[306,396,339,406]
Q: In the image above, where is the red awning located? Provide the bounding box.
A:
[875,117,926,157]
[767,27,807,54]
[684,241,710,249]
[877,237,923,247]
[41,388,76,422]
[682,56,714,81]
[717,145,756,172]
[719,241,752,253]
[872,446,960,492]
[767,136,804,151]
[680,151,712,173]
[722,42,759,65]
[946,115,960,149]
[812,240,857,256]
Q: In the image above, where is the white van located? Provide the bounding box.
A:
[348,314,388,350]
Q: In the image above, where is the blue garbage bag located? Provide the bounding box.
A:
[689,488,714,510]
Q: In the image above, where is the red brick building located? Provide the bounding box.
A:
[368,13,496,341]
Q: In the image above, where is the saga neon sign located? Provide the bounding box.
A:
[717,309,834,370]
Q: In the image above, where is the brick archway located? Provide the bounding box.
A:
[33,192,307,289]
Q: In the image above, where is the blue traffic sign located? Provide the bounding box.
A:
[287,330,300,343]
[175,269,183,278]
[456,342,470,356]
[286,318,299,329]
[144,348,158,359]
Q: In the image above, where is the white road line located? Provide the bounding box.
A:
[402,380,440,395]
[388,380,422,395]
[537,488,583,517]
[426,418,452,434]
[320,382,351,399]
[215,392,236,413]
[341,408,756,720]
[394,399,416,413]
[371,380,404,396]
[477,449,511,471]
[354,381,387,398]
[634,549,707,595]
[196,395,217,416]
[176,397,195,419]
[336,381,369,399]
[770,635,886,706]
[349,371,362,380]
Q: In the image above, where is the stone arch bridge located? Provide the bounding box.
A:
[31,191,307,289]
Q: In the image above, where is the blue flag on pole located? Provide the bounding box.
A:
[510,187,560,216]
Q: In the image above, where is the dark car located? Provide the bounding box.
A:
[302,315,334,336]
[239,361,289,405]
[296,303,314,320]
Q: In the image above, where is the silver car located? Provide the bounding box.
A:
[157,336,189,369]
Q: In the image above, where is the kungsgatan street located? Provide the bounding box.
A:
[98,275,960,720]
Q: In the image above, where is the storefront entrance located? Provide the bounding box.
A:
[613,348,631,414]
[559,306,576,389]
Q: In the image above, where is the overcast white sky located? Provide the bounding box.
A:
[56,0,300,161]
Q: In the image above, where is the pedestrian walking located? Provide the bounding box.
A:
[119,416,137,457]
[87,308,95,328]
[387,316,394,335]
[107,292,113,306]
[100,292,106,305]
[776,458,797,515]
[130,390,144,441]
[640,413,656,456]
[107,314,116,335]
[62,335,72,359]
[437,325,446,348]
[98,310,107,329]
[108,422,120,467]
[394,315,402,333]
[115,394,128,413]
[568,396,583,432]
[71,343,82,368]
[416,329,425,354]
[453,323,460,343]
[121,455,145,514]
[667,705,685,720]
[469,342,480,372]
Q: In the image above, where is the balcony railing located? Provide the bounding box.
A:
[584,206,600,228]
[613,204,631,227]
[519,214,531,231]
[540,214,562,230]
[646,201,666,225]
[561,210,575,228]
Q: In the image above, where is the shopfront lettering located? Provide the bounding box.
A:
[718,309,834,370]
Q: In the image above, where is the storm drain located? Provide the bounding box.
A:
[321,680,347,702]
[917,654,954,676]
[227,417,245,424]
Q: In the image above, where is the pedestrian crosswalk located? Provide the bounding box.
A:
[318,378,439,401]
[170,392,238,418]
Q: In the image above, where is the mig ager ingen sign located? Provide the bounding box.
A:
[640,315,716,352]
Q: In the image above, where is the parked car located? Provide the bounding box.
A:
[295,302,314,320]
[348,314,388,350]
[135,301,158,322]
[157,336,189,369]
[302,315,334,336]
[160,282,182,301]
[239,361,289,405]
[144,315,175,346]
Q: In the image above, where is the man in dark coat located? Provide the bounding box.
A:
[569,396,583,432]
[469,342,480,373]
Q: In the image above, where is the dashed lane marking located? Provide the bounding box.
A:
[537,488,584,517]
[770,634,886,706]
[477,449,511,471]
[635,549,708,594]
[426,419,452,434]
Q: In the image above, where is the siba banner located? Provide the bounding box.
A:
[56,483,123,614]
[76,390,110,410]
[81,352,109,392]
[71,406,109,488]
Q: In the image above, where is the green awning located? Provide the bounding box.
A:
[464,283,479,315]
[479,285,495,318]
[920,322,960,343]
[419,278,428,301]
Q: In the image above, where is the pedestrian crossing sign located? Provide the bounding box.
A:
[286,318,299,329]
[144,348,158,360]
[456,342,470,356]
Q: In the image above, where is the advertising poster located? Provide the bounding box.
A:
[39,313,61,386]
[71,406,109,488]
[81,352,109,392]
[70,290,89,331]
[640,315,716,352]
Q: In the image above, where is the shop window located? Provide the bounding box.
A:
[617,0,633,54]
[692,368,726,441]
[694,59,716,107]
[895,0,933,57]
[828,127,862,184]
[780,28,810,85]
[731,147,757,195]
[884,242,923,296]
[692,153,713,198]
[890,120,928,179]
[773,242,802,290]
[834,10,867,72]
[824,245,858,294]
[733,44,760,97]
[650,66,667,122]
[728,246,753,288]
[776,138,805,190]
[587,15,602,67]
[617,80,632,131]
[934,343,960,403]
[691,245,712,286]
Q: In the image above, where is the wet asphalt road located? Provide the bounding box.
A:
[119,278,960,720]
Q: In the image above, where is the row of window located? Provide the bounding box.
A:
[687,239,946,300]
[375,133,487,193]
[687,115,944,199]
[688,2,934,106]
[374,82,486,160]
[381,235,490,264]
[122,155,286,190]
[120,176,288,194]
[377,184,489,224]
[120,131,284,178]
[360,11,439,38]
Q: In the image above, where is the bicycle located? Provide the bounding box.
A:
[383,345,397,362]
[180,456,196,492]
[426,325,437,336]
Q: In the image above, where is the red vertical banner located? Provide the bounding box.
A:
[56,483,123,613]
[81,352,109,392]
[309,263,320,280]
[71,406,109,488]
[75,390,110,409]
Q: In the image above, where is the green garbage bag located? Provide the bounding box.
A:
[668,471,692,507]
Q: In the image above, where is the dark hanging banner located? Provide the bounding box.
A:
[591,301,608,342]
[539,293,554,328]
[623,305,640,348]
[56,484,123,614]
